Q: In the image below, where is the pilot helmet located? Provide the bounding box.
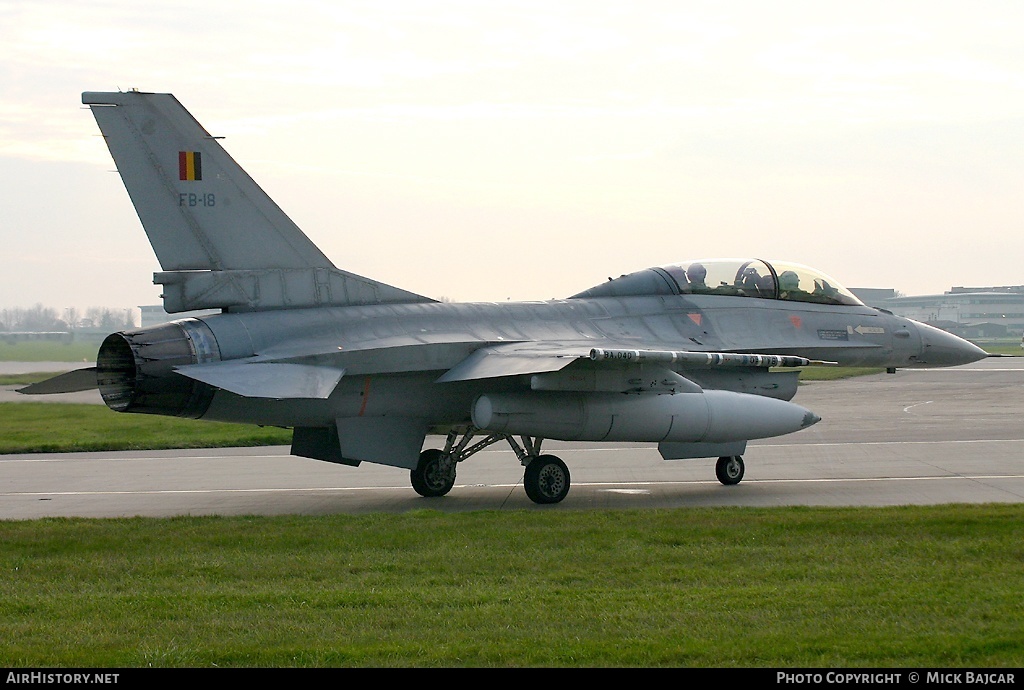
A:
[778,270,800,291]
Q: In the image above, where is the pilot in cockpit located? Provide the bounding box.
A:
[778,270,804,300]
[685,263,708,292]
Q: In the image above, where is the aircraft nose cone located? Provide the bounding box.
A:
[802,411,821,429]
[917,322,989,367]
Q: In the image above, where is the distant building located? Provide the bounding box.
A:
[852,286,1024,337]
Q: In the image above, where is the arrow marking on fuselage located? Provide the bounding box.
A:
[849,325,885,335]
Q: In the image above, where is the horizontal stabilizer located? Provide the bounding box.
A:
[18,368,98,395]
[176,362,344,399]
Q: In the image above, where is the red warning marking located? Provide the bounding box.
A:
[358,376,372,416]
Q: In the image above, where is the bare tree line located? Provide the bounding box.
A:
[0,305,137,332]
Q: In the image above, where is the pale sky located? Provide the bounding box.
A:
[2,0,1023,314]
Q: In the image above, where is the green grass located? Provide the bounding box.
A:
[0,504,1021,667]
[2,343,1021,667]
[0,372,72,385]
[985,344,1024,356]
[0,341,99,362]
[0,403,290,454]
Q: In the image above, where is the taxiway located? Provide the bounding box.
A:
[2,357,1022,519]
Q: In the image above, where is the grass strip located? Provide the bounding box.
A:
[0,403,290,454]
[0,341,99,362]
[0,504,1022,667]
[1,373,72,385]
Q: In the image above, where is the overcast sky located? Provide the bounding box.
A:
[2,0,1022,314]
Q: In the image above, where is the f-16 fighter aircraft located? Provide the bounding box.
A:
[22,90,988,504]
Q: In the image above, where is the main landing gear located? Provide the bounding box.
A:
[410,431,744,503]
[410,429,570,504]
[410,448,456,497]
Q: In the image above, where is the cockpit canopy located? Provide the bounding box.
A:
[571,258,864,307]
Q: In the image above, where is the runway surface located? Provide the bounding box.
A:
[2,357,1022,519]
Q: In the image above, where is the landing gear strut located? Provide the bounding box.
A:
[715,455,745,485]
[411,428,570,504]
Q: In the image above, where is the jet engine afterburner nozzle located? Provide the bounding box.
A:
[96,319,221,418]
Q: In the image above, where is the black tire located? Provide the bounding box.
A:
[410,449,456,497]
[715,455,744,485]
[523,454,570,504]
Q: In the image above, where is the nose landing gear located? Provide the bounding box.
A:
[715,455,745,485]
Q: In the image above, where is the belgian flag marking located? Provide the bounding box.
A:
[178,151,202,181]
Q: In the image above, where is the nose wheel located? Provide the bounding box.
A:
[715,455,745,485]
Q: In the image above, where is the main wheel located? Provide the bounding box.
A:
[523,454,570,504]
[410,449,456,497]
[715,455,744,485]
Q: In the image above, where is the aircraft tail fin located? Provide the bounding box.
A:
[82,90,432,311]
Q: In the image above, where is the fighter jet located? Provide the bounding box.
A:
[22,90,989,504]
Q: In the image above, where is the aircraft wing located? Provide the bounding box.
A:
[435,343,590,383]
[435,341,832,392]
[172,340,587,399]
